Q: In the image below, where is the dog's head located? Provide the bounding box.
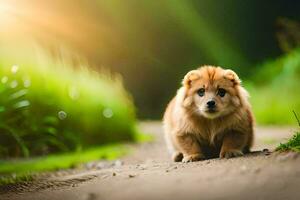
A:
[181,66,248,119]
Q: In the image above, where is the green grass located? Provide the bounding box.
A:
[276,132,300,152]
[0,44,150,186]
[0,174,33,186]
[0,144,129,186]
[0,144,128,175]
[276,111,300,152]
[0,44,138,158]
[0,133,152,176]
[0,132,152,186]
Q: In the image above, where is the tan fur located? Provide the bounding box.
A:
[163,65,254,162]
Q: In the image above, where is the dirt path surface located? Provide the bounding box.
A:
[1,122,300,200]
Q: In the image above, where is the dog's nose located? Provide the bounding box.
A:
[207,100,216,108]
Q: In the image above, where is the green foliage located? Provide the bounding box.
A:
[0,47,137,158]
[0,144,128,175]
[0,173,33,186]
[277,132,300,152]
[276,111,300,152]
[247,48,300,124]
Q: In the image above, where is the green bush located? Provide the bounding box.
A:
[0,48,137,158]
[247,49,300,125]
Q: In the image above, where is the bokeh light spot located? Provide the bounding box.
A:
[1,76,8,84]
[58,111,67,120]
[10,80,18,88]
[68,86,80,100]
[11,65,19,74]
[103,108,113,118]
[23,79,31,88]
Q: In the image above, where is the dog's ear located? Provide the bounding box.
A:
[181,70,201,107]
[224,69,241,85]
[182,70,201,88]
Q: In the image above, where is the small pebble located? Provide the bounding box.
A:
[96,162,113,169]
[96,163,105,169]
[263,148,269,152]
[128,174,135,178]
[86,162,96,169]
[262,149,271,156]
[112,172,116,176]
[114,160,123,167]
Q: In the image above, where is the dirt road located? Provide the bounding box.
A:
[1,122,300,200]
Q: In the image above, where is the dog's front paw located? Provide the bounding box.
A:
[172,152,183,162]
[182,154,204,163]
[220,149,243,159]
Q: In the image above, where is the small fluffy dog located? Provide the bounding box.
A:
[163,66,254,162]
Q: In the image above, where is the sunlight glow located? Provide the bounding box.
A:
[0,1,109,50]
[0,2,12,13]
[0,2,17,33]
[0,1,13,27]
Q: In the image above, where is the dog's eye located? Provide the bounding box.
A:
[197,88,205,97]
[217,88,226,97]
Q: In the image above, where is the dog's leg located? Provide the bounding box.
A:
[220,131,248,158]
[175,134,205,162]
[164,131,184,162]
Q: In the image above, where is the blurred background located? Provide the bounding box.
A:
[0,0,300,164]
